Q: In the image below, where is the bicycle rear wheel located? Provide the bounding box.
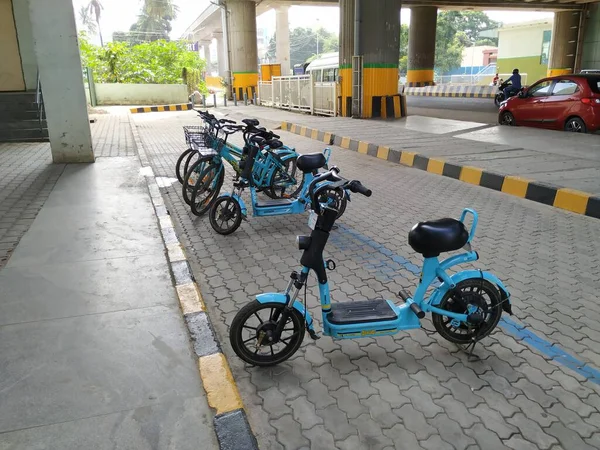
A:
[266,158,304,199]
[190,164,225,216]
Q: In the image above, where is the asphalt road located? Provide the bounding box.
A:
[406,96,499,124]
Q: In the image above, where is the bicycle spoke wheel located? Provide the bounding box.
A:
[432,279,502,345]
[190,164,224,216]
[175,148,196,184]
[230,301,305,366]
[209,196,243,234]
[266,158,304,199]
[182,157,213,206]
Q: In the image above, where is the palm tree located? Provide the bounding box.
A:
[88,0,104,46]
[143,0,179,22]
[78,5,97,36]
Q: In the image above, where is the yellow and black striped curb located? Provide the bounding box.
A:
[129,103,193,114]
[130,123,258,450]
[404,85,496,98]
[282,121,600,220]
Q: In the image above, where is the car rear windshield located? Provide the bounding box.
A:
[587,77,600,94]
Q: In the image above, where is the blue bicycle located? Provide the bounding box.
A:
[229,168,513,366]
[208,140,340,235]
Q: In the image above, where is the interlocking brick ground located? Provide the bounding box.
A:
[132,109,600,450]
[0,111,136,269]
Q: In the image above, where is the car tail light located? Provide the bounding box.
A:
[581,98,600,106]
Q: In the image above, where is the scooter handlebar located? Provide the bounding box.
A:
[348,180,371,197]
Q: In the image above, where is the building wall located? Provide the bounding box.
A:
[94,83,188,105]
[582,4,600,70]
[497,20,552,84]
[0,0,25,91]
[12,0,36,90]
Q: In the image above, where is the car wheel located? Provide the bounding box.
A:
[564,117,587,133]
[499,111,515,126]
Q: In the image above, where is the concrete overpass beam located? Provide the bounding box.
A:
[339,0,402,118]
[275,5,291,75]
[29,0,94,163]
[227,0,258,100]
[201,41,213,75]
[548,11,580,76]
[407,6,437,87]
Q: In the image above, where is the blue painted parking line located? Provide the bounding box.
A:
[332,224,600,385]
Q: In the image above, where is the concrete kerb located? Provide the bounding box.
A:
[404,85,496,98]
[130,103,193,114]
[129,118,258,450]
[282,121,600,220]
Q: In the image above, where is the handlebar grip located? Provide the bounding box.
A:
[349,181,372,197]
[271,132,280,139]
[220,119,236,124]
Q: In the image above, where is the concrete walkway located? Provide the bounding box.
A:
[0,122,218,448]
[215,105,600,196]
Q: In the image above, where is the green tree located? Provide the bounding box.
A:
[79,5,97,36]
[267,27,339,68]
[398,24,409,74]
[87,0,104,46]
[112,0,179,44]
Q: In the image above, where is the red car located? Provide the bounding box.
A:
[499,74,600,133]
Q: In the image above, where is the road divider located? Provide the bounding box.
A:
[404,85,496,98]
[282,121,600,220]
[130,103,193,114]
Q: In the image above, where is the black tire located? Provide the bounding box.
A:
[265,158,305,199]
[176,148,196,184]
[209,196,243,234]
[190,164,225,216]
[564,116,587,133]
[494,93,504,108]
[432,279,502,345]
[499,111,515,126]
[183,150,202,183]
[182,157,214,206]
[230,300,305,366]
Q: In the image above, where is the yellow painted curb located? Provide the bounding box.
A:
[199,353,244,415]
[311,129,318,139]
[323,132,332,144]
[300,126,307,136]
[554,188,590,214]
[427,158,445,175]
[290,124,297,134]
[502,176,530,198]
[460,166,483,185]
[176,283,205,314]
[377,146,390,160]
[340,137,351,149]
[358,141,369,154]
[400,151,416,167]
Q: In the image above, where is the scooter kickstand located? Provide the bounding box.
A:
[459,338,481,362]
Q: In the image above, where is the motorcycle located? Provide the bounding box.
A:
[494,80,523,107]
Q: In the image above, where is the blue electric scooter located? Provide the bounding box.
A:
[229,168,512,366]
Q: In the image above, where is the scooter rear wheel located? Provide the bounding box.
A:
[230,301,305,366]
[432,278,502,345]
[209,196,243,235]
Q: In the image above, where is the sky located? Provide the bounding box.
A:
[74,0,554,45]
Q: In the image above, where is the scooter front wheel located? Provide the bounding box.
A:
[230,300,306,366]
[209,196,243,235]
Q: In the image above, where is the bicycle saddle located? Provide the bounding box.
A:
[242,118,260,127]
[266,139,283,149]
[408,218,468,258]
[297,153,327,173]
[250,136,266,146]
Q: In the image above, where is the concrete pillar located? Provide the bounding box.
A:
[407,6,437,87]
[214,31,226,78]
[275,6,291,75]
[582,4,600,70]
[227,0,258,100]
[202,41,213,76]
[548,11,580,76]
[339,0,402,118]
[28,0,94,163]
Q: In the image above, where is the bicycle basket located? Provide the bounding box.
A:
[183,126,217,156]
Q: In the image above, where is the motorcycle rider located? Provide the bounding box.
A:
[504,68,522,99]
